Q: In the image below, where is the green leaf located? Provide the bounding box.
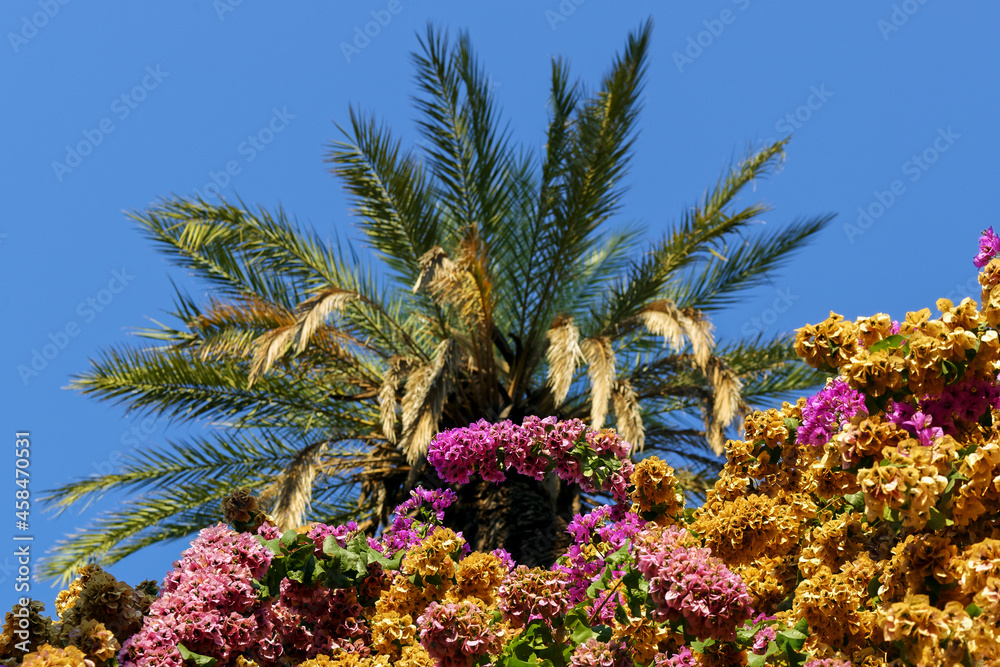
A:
[280,529,299,550]
[260,536,282,557]
[783,417,801,444]
[747,641,779,667]
[503,656,539,667]
[776,621,808,653]
[844,491,865,512]
[927,506,947,532]
[566,609,598,646]
[967,602,982,618]
[867,575,882,602]
[177,643,218,667]
[737,621,760,643]
[868,334,907,353]
[690,637,716,654]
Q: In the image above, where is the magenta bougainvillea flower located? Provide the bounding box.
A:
[651,647,698,667]
[974,226,1000,267]
[371,487,461,555]
[887,375,1000,446]
[428,416,633,503]
[556,504,646,606]
[798,377,867,446]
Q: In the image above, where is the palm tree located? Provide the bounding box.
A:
[41,20,829,583]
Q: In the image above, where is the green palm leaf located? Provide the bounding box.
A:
[44,20,833,582]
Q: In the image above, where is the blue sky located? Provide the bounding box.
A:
[2,1,997,613]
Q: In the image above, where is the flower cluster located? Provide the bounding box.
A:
[556,504,645,605]
[569,638,630,667]
[428,416,634,502]
[21,644,95,667]
[416,600,504,667]
[974,226,1000,268]
[267,580,367,662]
[630,456,683,516]
[634,526,753,641]
[119,524,273,666]
[29,234,1000,667]
[372,487,459,555]
[650,647,697,666]
[798,377,867,447]
[497,566,571,628]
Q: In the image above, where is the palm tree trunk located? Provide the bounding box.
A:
[449,473,575,568]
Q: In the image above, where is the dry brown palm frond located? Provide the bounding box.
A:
[704,405,726,456]
[259,440,329,531]
[611,379,644,451]
[706,356,742,427]
[399,339,459,464]
[545,316,583,406]
[681,308,714,369]
[581,336,616,428]
[292,288,359,354]
[413,246,456,293]
[194,329,267,363]
[190,296,295,361]
[247,288,359,385]
[415,244,485,333]
[192,295,294,332]
[640,301,715,369]
[696,356,743,456]
[247,325,298,386]
[378,357,412,444]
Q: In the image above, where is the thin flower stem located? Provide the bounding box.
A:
[587,575,626,625]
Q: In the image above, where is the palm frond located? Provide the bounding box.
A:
[248,287,360,385]
[520,20,651,359]
[40,478,255,585]
[378,357,410,443]
[72,345,338,426]
[327,107,443,283]
[591,139,790,333]
[581,336,616,428]
[675,215,834,311]
[261,440,329,531]
[400,339,459,463]
[545,316,584,406]
[611,379,644,451]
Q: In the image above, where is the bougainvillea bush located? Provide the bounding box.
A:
[7,229,1000,666]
